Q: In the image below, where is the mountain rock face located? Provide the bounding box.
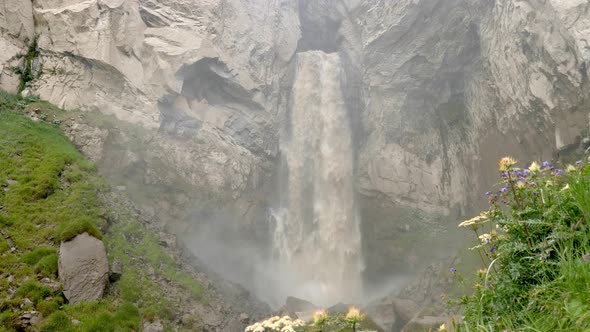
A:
[1,0,589,303]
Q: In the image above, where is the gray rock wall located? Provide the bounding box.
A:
[1,0,589,297]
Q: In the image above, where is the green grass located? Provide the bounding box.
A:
[0,91,206,331]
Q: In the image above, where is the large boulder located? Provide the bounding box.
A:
[58,232,109,304]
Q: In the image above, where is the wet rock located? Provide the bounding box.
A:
[143,320,164,332]
[239,313,249,323]
[58,232,109,304]
[159,232,177,250]
[365,297,398,332]
[402,316,450,332]
[391,298,420,325]
[109,258,122,282]
[285,296,318,313]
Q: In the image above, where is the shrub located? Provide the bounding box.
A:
[35,253,59,277]
[21,247,56,265]
[456,157,590,331]
[15,281,53,305]
[40,311,74,332]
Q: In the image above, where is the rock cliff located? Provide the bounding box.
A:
[1,0,589,303]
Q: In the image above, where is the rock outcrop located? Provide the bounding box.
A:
[2,0,590,306]
[58,232,109,304]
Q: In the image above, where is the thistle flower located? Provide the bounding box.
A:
[529,161,541,172]
[345,307,366,332]
[313,310,328,327]
[499,157,517,171]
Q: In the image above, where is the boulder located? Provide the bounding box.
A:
[58,232,109,304]
[364,297,398,332]
[391,298,420,325]
[143,320,164,332]
[285,296,318,313]
[402,316,450,332]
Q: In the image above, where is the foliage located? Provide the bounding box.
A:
[0,91,207,330]
[246,307,377,332]
[17,36,41,93]
[455,157,590,331]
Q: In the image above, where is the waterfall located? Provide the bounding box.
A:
[272,51,362,305]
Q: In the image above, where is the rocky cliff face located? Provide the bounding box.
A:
[1,0,589,303]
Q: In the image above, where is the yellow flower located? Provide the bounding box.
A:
[345,306,366,322]
[516,181,526,188]
[477,268,487,277]
[529,161,541,172]
[499,156,517,172]
[313,310,328,326]
[567,164,576,172]
[439,323,448,332]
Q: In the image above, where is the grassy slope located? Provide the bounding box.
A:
[0,92,204,331]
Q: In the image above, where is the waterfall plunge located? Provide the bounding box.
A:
[272,51,363,306]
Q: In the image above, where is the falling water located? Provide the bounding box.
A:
[272,51,363,305]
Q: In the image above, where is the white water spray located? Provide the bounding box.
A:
[272,51,363,305]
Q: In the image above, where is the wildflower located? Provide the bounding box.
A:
[292,319,306,327]
[281,326,296,332]
[499,187,508,193]
[555,169,563,176]
[576,160,583,166]
[542,160,551,168]
[439,323,448,332]
[567,164,576,172]
[499,157,517,171]
[479,233,492,244]
[485,191,491,196]
[516,181,526,188]
[345,307,366,331]
[313,310,328,327]
[458,212,489,228]
[477,268,487,277]
[490,246,496,253]
[522,169,531,176]
[530,181,536,186]
[450,267,456,273]
[529,161,541,172]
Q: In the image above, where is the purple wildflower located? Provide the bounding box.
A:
[490,246,496,253]
[530,181,536,186]
[485,191,491,196]
[503,330,513,332]
[555,169,563,176]
[542,161,551,168]
[501,171,509,178]
[533,191,538,196]
[450,267,456,273]
[576,160,583,166]
[500,187,508,194]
